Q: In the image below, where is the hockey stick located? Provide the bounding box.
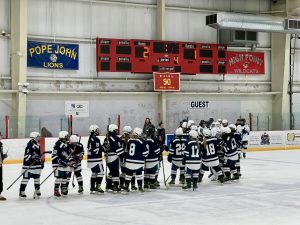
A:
[7,151,52,190]
[160,150,169,190]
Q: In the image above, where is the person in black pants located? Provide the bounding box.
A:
[0,133,8,200]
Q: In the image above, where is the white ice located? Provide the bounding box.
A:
[1,150,300,225]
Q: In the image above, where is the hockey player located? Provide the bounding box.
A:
[87,125,105,194]
[144,125,160,189]
[0,133,7,200]
[124,128,149,192]
[68,135,84,193]
[52,131,70,197]
[103,124,124,192]
[231,124,242,176]
[19,132,43,199]
[237,118,250,158]
[168,128,187,185]
[120,125,137,190]
[182,130,201,190]
[222,126,239,182]
[201,128,224,183]
[221,119,229,128]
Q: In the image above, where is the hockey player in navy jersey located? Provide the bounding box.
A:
[222,126,239,182]
[201,128,224,183]
[103,124,124,192]
[144,125,160,189]
[68,135,85,193]
[52,131,70,197]
[231,124,242,176]
[87,125,105,194]
[19,132,43,199]
[182,130,201,190]
[168,127,187,185]
[124,128,149,192]
[120,125,137,190]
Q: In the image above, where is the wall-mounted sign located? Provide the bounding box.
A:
[65,101,89,117]
[190,101,209,109]
[27,41,79,70]
[227,51,264,74]
[153,72,180,91]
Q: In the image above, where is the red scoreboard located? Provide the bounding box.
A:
[96,38,227,75]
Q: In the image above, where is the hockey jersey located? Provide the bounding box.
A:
[52,140,69,168]
[103,134,124,164]
[144,138,160,166]
[87,135,104,168]
[184,140,201,166]
[125,138,149,166]
[169,137,187,163]
[202,137,222,164]
[222,134,238,159]
[22,139,42,171]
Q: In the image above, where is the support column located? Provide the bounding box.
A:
[11,0,28,138]
[157,0,167,128]
[271,33,290,130]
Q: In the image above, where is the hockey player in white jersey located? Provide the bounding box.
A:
[237,118,250,158]
[87,125,105,194]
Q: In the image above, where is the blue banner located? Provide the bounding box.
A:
[27,41,79,70]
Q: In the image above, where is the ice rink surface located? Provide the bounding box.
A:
[2,150,300,225]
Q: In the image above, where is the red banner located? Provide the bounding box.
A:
[227,52,265,75]
[153,72,180,91]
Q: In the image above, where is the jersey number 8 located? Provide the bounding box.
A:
[129,143,136,156]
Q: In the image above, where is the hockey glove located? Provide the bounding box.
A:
[3,152,8,159]
[58,159,68,167]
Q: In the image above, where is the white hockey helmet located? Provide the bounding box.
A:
[133,127,143,137]
[190,125,198,131]
[122,125,132,134]
[202,128,211,137]
[69,135,79,143]
[217,118,222,123]
[215,121,221,127]
[222,126,231,134]
[182,122,188,129]
[228,124,237,131]
[187,120,195,128]
[59,131,69,139]
[30,131,40,141]
[89,124,100,134]
[189,130,198,139]
[108,124,118,132]
[175,127,183,136]
[222,119,228,127]
[211,122,217,128]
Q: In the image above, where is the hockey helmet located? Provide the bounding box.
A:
[175,127,183,136]
[122,125,132,134]
[108,124,118,132]
[69,135,79,143]
[133,127,143,137]
[202,128,211,137]
[190,125,198,131]
[89,124,100,135]
[189,130,198,139]
[187,120,195,128]
[222,119,228,127]
[182,122,188,129]
[59,131,69,140]
[30,131,40,141]
[228,124,237,131]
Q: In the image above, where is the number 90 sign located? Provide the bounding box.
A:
[153,72,180,91]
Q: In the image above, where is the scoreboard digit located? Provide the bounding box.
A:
[96,38,227,74]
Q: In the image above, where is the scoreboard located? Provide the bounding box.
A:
[96,38,227,75]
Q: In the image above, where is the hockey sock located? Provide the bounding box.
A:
[131,176,136,186]
[120,177,125,186]
[20,184,27,192]
[96,177,103,186]
[137,179,143,188]
[91,178,96,189]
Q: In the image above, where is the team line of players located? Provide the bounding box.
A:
[17,118,250,198]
